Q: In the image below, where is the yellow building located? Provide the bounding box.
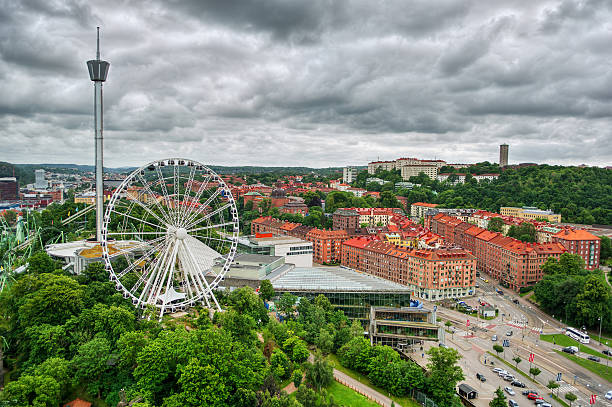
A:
[500,206,561,223]
[74,191,111,204]
[400,164,438,180]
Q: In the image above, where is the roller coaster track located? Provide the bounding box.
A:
[61,205,94,225]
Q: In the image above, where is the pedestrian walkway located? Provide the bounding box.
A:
[333,369,395,407]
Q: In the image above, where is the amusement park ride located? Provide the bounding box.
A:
[2,29,240,319]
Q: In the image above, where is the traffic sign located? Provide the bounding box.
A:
[466,319,470,327]
[528,353,534,362]
[556,372,562,382]
[503,339,510,347]
[590,394,597,404]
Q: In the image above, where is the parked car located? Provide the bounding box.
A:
[492,335,498,341]
[438,342,448,348]
[493,367,503,373]
[475,283,480,288]
[562,347,577,354]
[508,400,519,407]
[504,387,515,396]
[511,380,525,388]
[587,355,600,362]
[506,330,513,336]
[504,374,515,381]
[498,370,508,377]
[535,401,552,407]
[522,390,538,396]
[605,390,612,400]
[602,350,612,356]
[476,373,486,382]
[527,393,543,400]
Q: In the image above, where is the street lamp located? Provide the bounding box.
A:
[598,316,603,346]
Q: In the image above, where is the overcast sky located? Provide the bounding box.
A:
[1,0,611,168]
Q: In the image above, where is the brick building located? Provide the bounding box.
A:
[341,237,476,300]
[0,177,18,201]
[430,214,567,291]
[552,229,601,270]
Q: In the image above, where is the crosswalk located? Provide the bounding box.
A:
[556,383,576,393]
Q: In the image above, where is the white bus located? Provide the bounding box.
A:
[566,327,590,344]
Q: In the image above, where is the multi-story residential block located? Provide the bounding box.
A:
[306,228,350,264]
[332,208,360,231]
[400,164,438,180]
[430,214,567,291]
[410,202,438,219]
[341,237,476,300]
[342,166,358,183]
[250,216,349,264]
[552,229,601,270]
[280,201,309,215]
[500,206,561,223]
[367,160,396,174]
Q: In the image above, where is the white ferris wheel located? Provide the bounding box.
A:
[100,158,239,318]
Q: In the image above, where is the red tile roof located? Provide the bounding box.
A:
[553,229,600,241]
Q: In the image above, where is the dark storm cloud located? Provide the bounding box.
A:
[0,0,611,167]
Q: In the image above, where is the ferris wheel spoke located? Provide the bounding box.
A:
[121,194,169,229]
[117,239,166,279]
[108,235,166,259]
[187,221,235,234]
[157,240,180,316]
[184,202,232,231]
[137,172,174,224]
[172,163,180,225]
[181,173,213,222]
[181,186,222,228]
[177,166,196,227]
[107,231,168,236]
[110,209,165,232]
[155,166,175,223]
[136,238,173,305]
[182,239,221,311]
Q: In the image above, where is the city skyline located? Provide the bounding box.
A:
[1,1,612,167]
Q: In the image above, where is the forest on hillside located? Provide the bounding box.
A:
[358,164,612,225]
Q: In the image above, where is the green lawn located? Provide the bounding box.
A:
[540,334,611,361]
[553,350,612,383]
[327,353,420,407]
[588,333,612,345]
[326,381,380,407]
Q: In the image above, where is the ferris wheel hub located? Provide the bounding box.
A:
[175,227,188,240]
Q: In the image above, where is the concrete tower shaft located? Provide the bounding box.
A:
[86,27,110,242]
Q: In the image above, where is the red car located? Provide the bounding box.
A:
[527,393,543,400]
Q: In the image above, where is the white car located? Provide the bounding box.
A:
[504,386,515,396]
[605,390,612,400]
[493,367,503,373]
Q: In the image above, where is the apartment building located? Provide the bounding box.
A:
[400,165,438,181]
[430,214,567,291]
[500,206,561,223]
[552,229,601,270]
[341,237,476,300]
[410,202,438,219]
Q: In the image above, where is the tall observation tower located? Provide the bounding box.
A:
[86,27,110,242]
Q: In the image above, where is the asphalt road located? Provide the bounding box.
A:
[421,273,612,407]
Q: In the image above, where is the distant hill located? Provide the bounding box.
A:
[8,163,361,178]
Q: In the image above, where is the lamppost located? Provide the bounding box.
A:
[597,316,603,346]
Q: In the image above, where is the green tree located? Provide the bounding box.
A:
[259,279,275,302]
[1,374,61,407]
[512,356,521,369]
[292,368,303,388]
[163,358,230,407]
[277,292,298,317]
[26,251,59,274]
[487,217,505,233]
[529,367,541,380]
[565,392,577,406]
[493,344,504,358]
[600,236,611,260]
[228,286,269,325]
[349,319,364,339]
[575,275,611,327]
[489,387,507,407]
[379,191,400,209]
[71,337,111,397]
[426,346,464,406]
[270,348,292,380]
[547,380,559,396]
[305,352,334,391]
[315,328,334,355]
